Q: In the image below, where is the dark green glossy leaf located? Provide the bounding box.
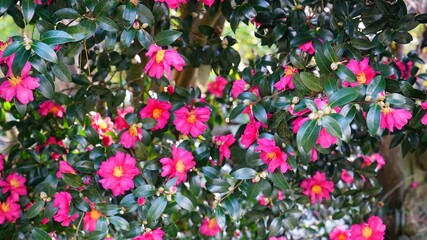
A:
[54,8,80,19]
[147,196,167,222]
[3,41,23,58]
[300,72,323,92]
[133,185,156,198]
[321,115,342,139]
[351,38,374,50]
[223,197,241,220]
[230,168,257,180]
[27,201,45,219]
[366,76,385,97]
[290,33,312,47]
[110,216,130,231]
[96,16,119,32]
[269,171,290,190]
[229,103,246,120]
[40,30,74,45]
[32,228,51,240]
[11,46,30,76]
[94,0,113,18]
[154,30,182,46]
[62,173,84,188]
[336,64,357,82]
[253,103,268,125]
[37,75,55,99]
[22,0,35,23]
[296,119,321,153]
[0,0,10,14]
[175,193,195,211]
[51,62,71,82]
[32,41,58,63]
[367,104,380,136]
[328,87,360,108]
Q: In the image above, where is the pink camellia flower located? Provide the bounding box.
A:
[114,106,134,131]
[102,135,114,146]
[144,44,185,79]
[341,170,354,184]
[34,0,53,5]
[200,217,221,236]
[53,191,79,226]
[298,40,315,54]
[84,208,102,232]
[0,39,12,63]
[0,172,27,202]
[301,171,334,204]
[411,181,419,188]
[361,153,385,171]
[231,79,246,98]
[350,216,386,240]
[0,154,4,172]
[120,124,142,148]
[90,112,114,137]
[213,134,236,165]
[255,138,291,173]
[38,100,65,118]
[329,226,350,240]
[133,228,165,240]
[137,197,146,206]
[0,60,39,104]
[344,58,376,87]
[0,197,21,224]
[139,99,172,130]
[200,0,223,7]
[421,102,427,125]
[207,76,228,97]
[160,146,195,185]
[258,195,270,206]
[380,106,412,132]
[393,59,412,80]
[56,161,77,179]
[240,121,262,149]
[98,152,140,196]
[35,136,66,160]
[292,117,337,149]
[274,66,297,91]
[173,105,211,138]
[269,237,287,240]
[154,0,187,9]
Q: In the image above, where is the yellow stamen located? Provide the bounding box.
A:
[129,125,138,137]
[152,108,162,119]
[311,185,322,194]
[113,166,124,177]
[0,42,9,51]
[208,218,217,229]
[381,107,394,115]
[8,75,22,87]
[156,50,165,63]
[338,233,347,240]
[129,0,138,6]
[50,106,59,114]
[356,72,367,84]
[284,67,296,76]
[1,202,10,212]
[9,179,20,188]
[265,152,276,160]
[99,120,108,130]
[362,226,373,238]
[90,209,102,220]
[176,160,185,173]
[187,112,197,124]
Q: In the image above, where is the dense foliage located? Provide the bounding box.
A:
[0,0,426,239]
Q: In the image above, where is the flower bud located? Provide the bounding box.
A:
[309,112,318,120]
[141,23,149,29]
[252,175,260,183]
[330,62,339,71]
[323,106,332,115]
[243,99,252,106]
[244,84,251,91]
[365,95,372,102]
[292,96,300,104]
[133,21,140,30]
[222,38,228,49]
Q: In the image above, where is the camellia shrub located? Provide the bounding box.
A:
[0,0,426,239]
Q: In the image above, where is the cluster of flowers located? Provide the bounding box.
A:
[155,0,223,8]
[329,216,386,240]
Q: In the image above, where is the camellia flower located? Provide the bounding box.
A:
[120,124,142,148]
[257,195,270,206]
[137,197,146,206]
[133,228,165,240]
[200,217,221,236]
[393,58,412,80]
[98,152,140,196]
[0,197,21,224]
[154,0,187,9]
[269,237,287,240]
[344,58,376,87]
[361,153,385,171]
[240,121,262,149]
[231,79,246,98]
[213,134,236,165]
[0,60,39,104]
[114,106,134,131]
[84,208,102,232]
[56,161,77,179]
[350,216,386,240]
[207,76,228,97]
[173,105,211,138]
[90,112,114,137]
[380,106,412,132]
[0,39,12,63]
[0,154,4,172]
[38,100,65,118]
[274,66,297,91]
[255,138,291,173]
[53,191,79,226]
[160,146,195,185]
[421,102,427,125]
[341,170,354,184]
[139,99,172,130]
[329,226,350,240]
[301,171,334,204]
[144,44,185,79]
[0,172,27,202]
[36,136,66,160]
[292,117,337,149]
[298,40,315,54]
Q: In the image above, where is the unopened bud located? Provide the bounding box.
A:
[415,100,422,106]
[141,23,149,29]
[46,197,52,202]
[317,110,324,117]
[324,106,332,114]
[252,175,260,183]
[222,38,228,48]
[192,12,198,18]
[378,101,385,107]
[365,95,372,102]
[292,96,300,104]
[295,4,303,10]
[330,62,339,71]
[244,84,251,91]
[133,21,140,30]
[309,112,318,120]
[40,192,48,201]
[23,37,32,50]
[243,99,252,106]
[260,171,268,178]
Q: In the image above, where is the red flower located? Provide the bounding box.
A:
[255,138,291,173]
[173,106,211,138]
[56,161,77,179]
[154,0,187,9]
[344,58,376,87]
[114,106,134,131]
[139,99,172,130]
[0,172,27,201]
[350,216,386,240]
[380,106,411,132]
[200,217,221,236]
[298,40,315,54]
[213,134,236,165]
[274,66,297,91]
[207,76,228,97]
[231,79,246,98]
[84,208,102,232]
[240,121,262,149]
[144,44,185,79]
[53,191,79,226]
[133,228,165,240]
[38,100,65,118]
[160,146,195,185]
[341,170,354,184]
[90,112,114,137]
[98,152,140,196]
[120,124,142,148]
[0,197,21,224]
[329,226,350,240]
[301,171,334,204]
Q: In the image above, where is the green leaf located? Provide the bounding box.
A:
[246,182,262,200]
[290,33,312,47]
[223,197,241,220]
[40,30,74,45]
[123,3,137,22]
[51,62,72,82]
[14,99,27,115]
[54,8,80,19]
[315,49,332,73]
[351,38,375,50]
[154,30,182,46]
[37,75,55,99]
[109,216,130,231]
[11,46,30,77]
[97,204,120,216]
[32,228,51,240]
[0,0,10,15]
[32,41,58,63]
[252,103,268,125]
[93,0,113,18]
[328,87,360,108]
[229,103,246,120]
[269,171,290,190]
[367,104,380,136]
[22,0,35,23]
[133,185,156,198]
[141,118,157,129]
[175,193,195,211]
[137,3,154,26]
[366,76,385,97]
[96,16,119,32]
[297,119,321,153]
[299,72,323,92]
[3,41,23,58]
[230,168,257,180]
[136,30,153,50]
[268,217,282,237]
[147,196,167,222]
[27,201,45,219]
[321,115,343,139]
[336,64,357,82]
[65,25,90,42]
[62,173,84,188]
